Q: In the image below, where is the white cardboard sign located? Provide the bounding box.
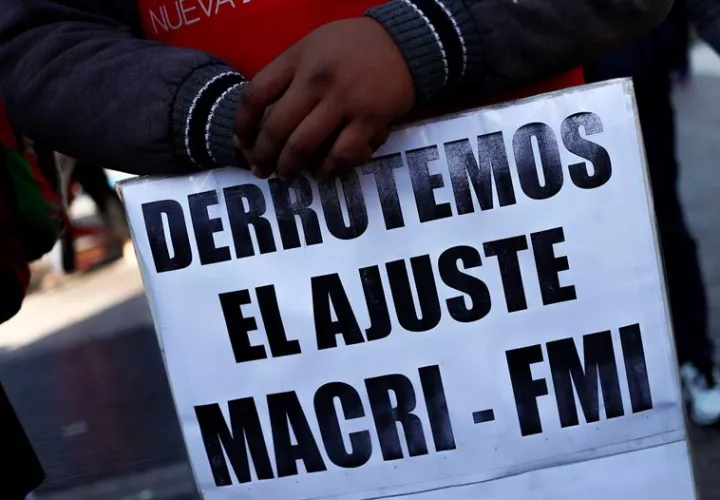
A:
[120,79,696,500]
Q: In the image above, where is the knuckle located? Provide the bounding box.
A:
[307,59,336,89]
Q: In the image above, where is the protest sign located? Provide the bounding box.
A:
[119,79,696,499]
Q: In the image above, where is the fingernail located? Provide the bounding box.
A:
[233,135,242,149]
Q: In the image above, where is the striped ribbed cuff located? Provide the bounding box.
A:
[173,65,246,169]
[206,81,246,167]
[367,0,475,102]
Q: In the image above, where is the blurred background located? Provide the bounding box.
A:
[1,41,720,500]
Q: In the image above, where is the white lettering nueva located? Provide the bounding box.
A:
[149,0,241,35]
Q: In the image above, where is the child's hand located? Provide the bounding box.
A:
[234,18,415,179]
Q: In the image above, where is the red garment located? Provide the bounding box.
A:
[139,0,584,114]
[0,100,19,150]
[0,100,30,309]
[0,100,65,322]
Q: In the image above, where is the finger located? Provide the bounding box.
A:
[235,55,295,150]
[246,83,320,178]
[317,121,377,179]
[369,128,391,152]
[276,102,344,178]
[251,165,272,179]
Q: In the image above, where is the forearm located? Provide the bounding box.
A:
[369,0,674,101]
[0,0,245,175]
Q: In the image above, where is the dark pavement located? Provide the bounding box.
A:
[0,260,198,499]
[1,324,184,492]
[0,44,719,500]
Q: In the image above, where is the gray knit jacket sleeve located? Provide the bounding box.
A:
[0,0,673,175]
[0,0,245,175]
[368,0,673,102]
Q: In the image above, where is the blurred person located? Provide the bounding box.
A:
[0,102,64,323]
[0,0,672,181]
[0,101,61,499]
[57,157,129,272]
[71,161,129,253]
[586,0,720,425]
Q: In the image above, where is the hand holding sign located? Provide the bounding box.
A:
[234,18,414,180]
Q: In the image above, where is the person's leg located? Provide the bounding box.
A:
[71,163,129,259]
[71,162,115,213]
[0,382,44,499]
[53,153,77,273]
[632,73,720,424]
[661,210,713,374]
[633,74,714,374]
